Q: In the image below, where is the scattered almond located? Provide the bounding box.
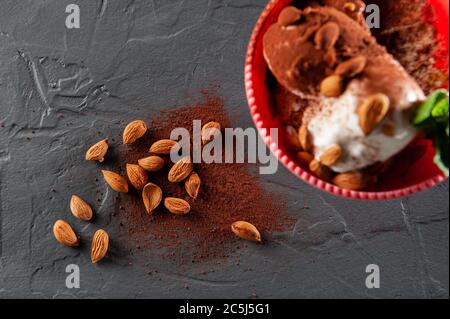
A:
[138,156,165,172]
[126,164,148,190]
[53,220,79,247]
[309,159,333,181]
[286,126,302,151]
[168,156,194,183]
[298,124,312,151]
[335,55,367,77]
[320,75,343,97]
[201,121,222,145]
[102,170,129,193]
[314,22,340,50]
[358,94,390,135]
[333,171,367,190]
[231,221,261,242]
[85,139,109,162]
[70,195,93,221]
[297,151,314,167]
[164,197,191,215]
[123,120,147,144]
[149,139,178,155]
[91,229,109,264]
[142,183,163,215]
[320,144,343,166]
[185,172,201,199]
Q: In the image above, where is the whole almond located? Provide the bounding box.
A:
[333,171,367,190]
[168,156,194,183]
[314,22,340,50]
[85,139,109,162]
[164,197,191,215]
[70,195,93,221]
[142,183,163,215]
[102,170,129,193]
[123,120,147,144]
[53,220,79,247]
[91,229,109,264]
[320,75,343,97]
[278,6,302,26]
[358,94,390,135]
[335,55,367,77]
[201,121,222,145]
[297,151,314,167]
[138,156,165,172]
[286,126,302,151]
[343,2,357,12]
[126,164,148,190]
[149,139,178,155]
[309,159,333,181]
[320,144,343,166]
[185,172,201,199]
[231,221,261,242]
[298,124,312,151]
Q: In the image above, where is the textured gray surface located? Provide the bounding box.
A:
[0,0,448,299]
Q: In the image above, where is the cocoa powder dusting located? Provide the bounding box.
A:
[113,91,291,263]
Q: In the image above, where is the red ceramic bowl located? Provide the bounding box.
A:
[245,0,449,200]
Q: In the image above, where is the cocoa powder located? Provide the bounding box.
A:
[113,91,291,263]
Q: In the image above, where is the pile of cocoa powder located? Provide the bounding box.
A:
[111,91,291,263]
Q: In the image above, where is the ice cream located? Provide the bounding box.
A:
[263,4,426,179]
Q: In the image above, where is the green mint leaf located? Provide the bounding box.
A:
[413,89,448,127]
[431,98,449,122]
[413,89,449,176]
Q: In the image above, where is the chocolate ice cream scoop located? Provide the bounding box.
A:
[263,6,424,109]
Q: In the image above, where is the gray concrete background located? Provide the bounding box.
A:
[0,0,448,298]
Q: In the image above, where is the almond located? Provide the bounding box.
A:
[168,156,194,183]
[149,139,178,155]
[320,75,343,97]
[297,151,314,167]
[85,139,109,162]
[201,121,222,145]
[126,164,148,190]
[142,183,163,215]
[298,124,312,151]
[53,220,78,247]
[164,197,191,215]
[123,120,147,144]
[102,170,129,193]
[335,55,367,77]
[286,126,302,151]
[138,156,165,172]
[231,221,261,242]
[333,171,367,190]
[314,22,340,50]
[278,6,302,26]
[320,144,343,166]
[91,229,109,264]
[358,94,390,135]
[309,159,333,181]
[185,172,201,199]
[343,2,357,12]
[70,195,93,221]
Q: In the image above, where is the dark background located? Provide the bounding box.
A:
[0,0,448,298]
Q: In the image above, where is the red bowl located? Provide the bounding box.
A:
[245,0,449,200]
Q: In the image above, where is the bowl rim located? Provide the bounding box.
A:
[244,0,448,200]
